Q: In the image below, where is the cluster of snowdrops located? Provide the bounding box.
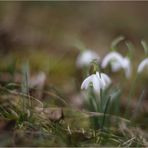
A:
[76,38,148,96]
[74,37,148,118]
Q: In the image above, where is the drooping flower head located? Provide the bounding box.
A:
[101,51,132,78]
[81,71,111,94]
[137,58,148,73]
[101,51,123,71]
[76,49,100,68]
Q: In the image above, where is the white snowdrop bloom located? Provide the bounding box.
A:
[111,61,122,72]
[76,49,100,68]
[96,72,112,88]
[101,51,132,78]
[101,51,123,70]
[122,57,132,78]
[81,71,111,93]
[137,58,148,73]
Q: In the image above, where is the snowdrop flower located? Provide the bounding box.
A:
[122,57,131,78]
[81,71,111,93]
[101,52,123,70]
[101,51,131,78]
[137,58,148,73]
[76,49,100,68]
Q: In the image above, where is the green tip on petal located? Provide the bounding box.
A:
[141,40,148,55]
[125,41,134,59]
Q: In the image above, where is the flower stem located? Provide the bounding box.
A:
[124,74,139,118]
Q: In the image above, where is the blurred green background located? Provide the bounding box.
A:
[0,2,148,147]
[0,1,147,97]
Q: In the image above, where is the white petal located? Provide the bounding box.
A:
[137,58,148,73]
[81,75,93,90]
[111,61,122,72]
[95,72,105,89]
[122,57,132,78]
[96,72,109,89]
[91,74,101,92]
[81,71,111,93]
[81,73,101,93]
[101,73,112,86]
[102,52,132,78]
[101,51,123,69]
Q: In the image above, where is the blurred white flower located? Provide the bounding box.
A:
[76,49,100,68]
[137,58,148,73]
[101,51,123,70]
[122,57,131,78]
[101,51,131,78]
[29,71,46,99]
[29,71,46,88]
[81,71,111,93]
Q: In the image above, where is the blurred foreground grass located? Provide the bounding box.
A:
[0,84,147,147]
[0,1,148,146]
[0,49,147,147]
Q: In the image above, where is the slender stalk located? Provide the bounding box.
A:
[101,97,111,130]
[132,89,145,119]
[124,74,139,117]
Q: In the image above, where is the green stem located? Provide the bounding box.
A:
[101,97,111,129]
[124,74,139,117]
[111,35,125,51]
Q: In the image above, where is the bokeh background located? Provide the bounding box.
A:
[0,1,148,146]
[0,1,147,104]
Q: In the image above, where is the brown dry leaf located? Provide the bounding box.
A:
[70,93,84,109]
[43,107,63,122]
[34,107,63,122]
